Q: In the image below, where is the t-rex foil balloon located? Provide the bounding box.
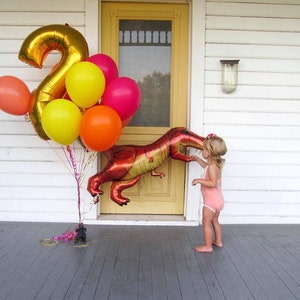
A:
[87,127,205,206]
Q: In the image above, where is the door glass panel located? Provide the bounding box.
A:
[119,20,171,127]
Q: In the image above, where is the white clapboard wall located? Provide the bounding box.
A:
[0,0,98,222]
[0,0,300,224]
[204,0,300,223]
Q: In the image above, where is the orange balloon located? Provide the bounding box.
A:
[80,105,122,152]
[0,76,31,115]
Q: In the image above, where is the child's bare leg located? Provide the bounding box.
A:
[195,207,215,253]
[212,212,223,247]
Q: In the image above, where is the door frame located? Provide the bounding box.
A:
[99,1,190,216]
[83,0,206,224]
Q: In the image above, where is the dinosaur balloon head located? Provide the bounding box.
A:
[168,127,204,156]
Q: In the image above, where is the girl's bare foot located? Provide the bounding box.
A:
[195,245,213,253]
[212,240,223,248]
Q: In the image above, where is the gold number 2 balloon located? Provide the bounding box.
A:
[19,24,89,140]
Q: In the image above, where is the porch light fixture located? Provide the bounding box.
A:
[220,59,240,93]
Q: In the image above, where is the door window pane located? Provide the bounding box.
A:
[119,20,171,127]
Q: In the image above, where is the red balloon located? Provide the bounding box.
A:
[0,76,31,115]
[101,77,141,121]
[80,105,122,152]
[87,54,118,86]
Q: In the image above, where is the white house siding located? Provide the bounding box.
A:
[0,0,300,224]
[203,0,300,223]
[0,0,98,222]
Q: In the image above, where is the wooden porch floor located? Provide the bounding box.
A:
[0,222,299,300]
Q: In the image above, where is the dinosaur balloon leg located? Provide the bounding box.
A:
[87,127,205,206]
[110,176,141,205]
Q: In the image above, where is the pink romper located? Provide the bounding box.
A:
[201,167,224,213]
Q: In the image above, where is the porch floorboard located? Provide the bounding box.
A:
[0,222,299,300]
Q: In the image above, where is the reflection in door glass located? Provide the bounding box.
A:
[119,20,171,127]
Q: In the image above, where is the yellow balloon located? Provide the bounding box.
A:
[19,24,89,140]
[66,61,106,108]
[41,99,82,145]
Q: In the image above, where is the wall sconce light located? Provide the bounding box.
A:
[220,59,240,93]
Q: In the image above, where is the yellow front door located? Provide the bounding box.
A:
[99,2,189,215]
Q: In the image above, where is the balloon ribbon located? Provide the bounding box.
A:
[52,230,77,242]
[66,145,82,223]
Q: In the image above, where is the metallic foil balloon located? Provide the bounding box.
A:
[19,24,89,140]
[87,127,205,206]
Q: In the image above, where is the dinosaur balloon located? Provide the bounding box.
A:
[87,127,205,206]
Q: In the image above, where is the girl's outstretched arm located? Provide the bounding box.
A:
[191,155,207,168]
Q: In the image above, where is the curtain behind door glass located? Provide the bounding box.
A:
[119,20,171,127]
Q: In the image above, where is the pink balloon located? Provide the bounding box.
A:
[87,54,118,86]
[0,76,31,115]
[102,77,141,121]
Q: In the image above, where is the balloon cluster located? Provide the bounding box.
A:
[0,24,141,152]
[42,55,141,151]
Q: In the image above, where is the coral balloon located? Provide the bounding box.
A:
[102,77,141,121]
[87,53,118,86]
[80,105,122,152]
[0,76,31,115]
[66,61,106,108]
[41,99,82,145]
[19,24,89,140]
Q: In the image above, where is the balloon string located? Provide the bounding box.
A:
[62,145,76,177]
[47,141,97,224]
[79,151,97,185]
[47,140,96,185]
[47,141,74,175]
[78,145,86,174]
[66,145,81,223]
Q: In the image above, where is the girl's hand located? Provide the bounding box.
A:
[192,179,199,186]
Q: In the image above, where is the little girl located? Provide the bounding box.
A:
[192,133,227,253]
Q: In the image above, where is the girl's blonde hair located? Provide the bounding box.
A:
[204,134,227,169]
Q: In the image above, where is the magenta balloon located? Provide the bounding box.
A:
[102,77,141,120]
[87,54,118,86]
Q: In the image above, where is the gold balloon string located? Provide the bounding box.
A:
[77,145,87,181]
[61,143,90,182]
[47,141,74,175]
[46,140,96,183]
[78,151,97,185]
